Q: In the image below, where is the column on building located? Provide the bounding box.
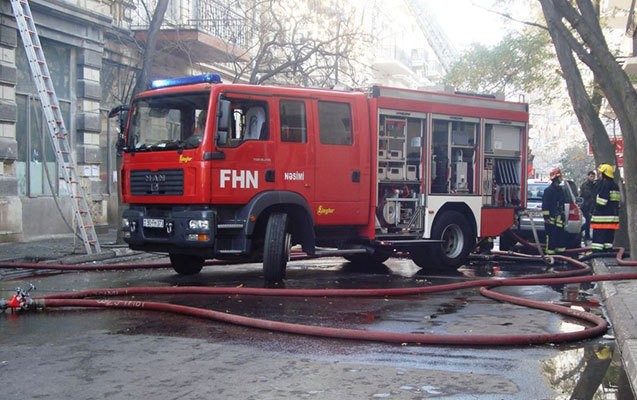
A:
[0,21,22,242]
[77,48,107,226]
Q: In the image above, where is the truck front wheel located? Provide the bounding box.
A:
[169,253,205,275]
[429,211,474,269]
[263,213,291,282]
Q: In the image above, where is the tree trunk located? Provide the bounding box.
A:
[116,0,169,244]
[132,0,170,96]
[540,0,637,256]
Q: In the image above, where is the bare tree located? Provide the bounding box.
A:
[132,0,170,96]
[226,0,371,87]
[539,0,637,254]
[107,0,169,243]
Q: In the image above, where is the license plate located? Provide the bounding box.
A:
[143,218,164,228]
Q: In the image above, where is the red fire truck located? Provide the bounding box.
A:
[111,74,528,281]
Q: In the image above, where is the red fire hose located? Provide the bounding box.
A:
[2,250,636,346]
[505,227,637,266]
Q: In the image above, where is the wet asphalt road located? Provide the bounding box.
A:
[0,255,633,399]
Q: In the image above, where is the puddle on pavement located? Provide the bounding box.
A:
[2,255,634,398]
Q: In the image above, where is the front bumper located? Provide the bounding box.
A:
[122,206,216,256]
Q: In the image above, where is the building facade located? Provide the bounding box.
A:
[0,0,116,242]
[0,0,246,243]
[0,0,443,244]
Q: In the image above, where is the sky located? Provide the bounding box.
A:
[423,0,519,50]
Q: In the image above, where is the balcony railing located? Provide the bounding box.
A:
[131,0,249,49]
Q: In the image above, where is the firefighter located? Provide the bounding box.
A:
[542,168,567,255]
[590,164,620,253]
[579,170,597,245]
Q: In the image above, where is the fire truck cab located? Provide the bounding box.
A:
[113,74,528,281]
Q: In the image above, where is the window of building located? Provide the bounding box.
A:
[280,100,307,143]
[318,101,352,145]
[15,38,73,197]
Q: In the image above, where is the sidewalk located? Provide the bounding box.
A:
[591,257,637,396]
[0,229,155,281]
[0,228,134,264]
[1,235,636,393]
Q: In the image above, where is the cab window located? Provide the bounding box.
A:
[280,100,307,143]
[218,99,269,147]
[318,101,352,145]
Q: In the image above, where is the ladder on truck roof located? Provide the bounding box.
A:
[10,0,101,254]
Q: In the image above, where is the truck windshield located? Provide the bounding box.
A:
[127,92,210,152]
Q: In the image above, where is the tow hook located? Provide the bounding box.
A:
[2,283,36,312]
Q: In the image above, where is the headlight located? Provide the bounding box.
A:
[189,220,209,230]
[121,218,130,229]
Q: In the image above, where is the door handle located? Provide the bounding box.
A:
[352,170,360,183]
[265,169,275,182]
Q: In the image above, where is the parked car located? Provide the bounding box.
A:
[499,179,584,251]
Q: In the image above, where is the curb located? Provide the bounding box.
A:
[51,247,137,265]
[592,258,637,395]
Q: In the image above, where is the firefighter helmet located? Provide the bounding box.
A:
[549,168,562,181]
[598,164,615,179]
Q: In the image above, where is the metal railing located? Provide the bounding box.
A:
[131,0,249,49]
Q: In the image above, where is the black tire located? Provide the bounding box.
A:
[169,253,205,275]
[429,211,475,269]
[263,213,291,282]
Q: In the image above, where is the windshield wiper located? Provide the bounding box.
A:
[133,139,199,152]
[133,143,150,152]
[148,140,179,151]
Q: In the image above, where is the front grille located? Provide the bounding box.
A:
[130,169,184,195]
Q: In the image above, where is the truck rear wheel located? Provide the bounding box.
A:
[169,254,205,275]
[263,212,291,282]
[429,211,474,269]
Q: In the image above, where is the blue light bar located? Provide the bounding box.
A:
[150,73,222,89]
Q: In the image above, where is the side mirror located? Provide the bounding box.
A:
[108,104,129,118]
[217,99,230,131]
[216,131,228,146]
[215,99,231,146]
[108,105,130,153]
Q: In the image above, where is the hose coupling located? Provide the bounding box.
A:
[6,283,36,312]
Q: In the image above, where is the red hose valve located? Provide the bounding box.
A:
[6,284,36,312]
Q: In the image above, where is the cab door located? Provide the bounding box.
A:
[276,98,314,204]
[312,98,369,225]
